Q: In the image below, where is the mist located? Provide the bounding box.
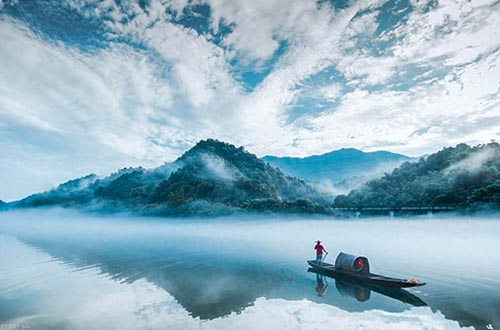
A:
[1,210,498,268]
[1,209,498,329]
[1,209,499,284]
[197,153,238,181]
[445,145,497,175]
[314,159,413,196]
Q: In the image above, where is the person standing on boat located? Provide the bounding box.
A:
[314,240,328,264]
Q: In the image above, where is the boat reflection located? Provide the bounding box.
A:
[308,268,427,307]
[335,277,371,302]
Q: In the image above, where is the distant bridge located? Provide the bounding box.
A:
[333,206,455,216]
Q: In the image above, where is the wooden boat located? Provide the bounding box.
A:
[307,258,425,288]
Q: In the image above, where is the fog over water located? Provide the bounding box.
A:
[0,209,499,330]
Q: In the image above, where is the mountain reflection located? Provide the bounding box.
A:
[14,234,293,320]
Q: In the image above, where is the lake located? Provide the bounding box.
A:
[0,209,499,330]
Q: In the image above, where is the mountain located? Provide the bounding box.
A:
[0,199,5,207]
[334,142,500,209]
[263,148,411,192]
[12,139,331,215]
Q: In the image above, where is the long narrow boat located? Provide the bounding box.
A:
[307,260,425,288]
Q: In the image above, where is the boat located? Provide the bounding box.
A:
[307,252,425,289]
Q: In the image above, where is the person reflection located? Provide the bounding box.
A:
[315,273,328,297]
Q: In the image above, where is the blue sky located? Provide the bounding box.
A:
[0,0,499,200]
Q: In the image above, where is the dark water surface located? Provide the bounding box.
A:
[0,210,499,330]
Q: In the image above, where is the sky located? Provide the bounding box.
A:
[0,0,499,201]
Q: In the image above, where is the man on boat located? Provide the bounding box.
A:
[314,240,328,264]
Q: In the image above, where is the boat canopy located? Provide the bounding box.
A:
[334,252,370,275]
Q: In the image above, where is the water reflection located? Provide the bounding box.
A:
[308,268,427,307]
[336,279,371,302]
[1,212,499,329]
[4,229,423,321]
[315,274,328,297]
[11,236,290,320]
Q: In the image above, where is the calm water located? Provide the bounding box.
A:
[0,210,499,330]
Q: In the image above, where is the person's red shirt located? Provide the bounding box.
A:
[314,243,325,256]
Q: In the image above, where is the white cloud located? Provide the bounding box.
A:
[229,0,383,155]
[66,0,242,109]
[391,0,500,66]
[0,18,179,158]
[318,83,343,102]
[292,44,500,157]
[206,0,313,61]
[336,54,400,86]
[141,20,240,108]
[264,0,500,157]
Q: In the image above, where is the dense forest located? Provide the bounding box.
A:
[9,139,331,215]
[334,142,500,210]
[3,140,500,216]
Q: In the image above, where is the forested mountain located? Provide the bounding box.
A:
[6,141,500,216]
[334,143,500,209]
[12,140,331,215]
[263,148,410,192]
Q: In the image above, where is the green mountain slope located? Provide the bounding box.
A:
[334,143,500,209]
[13,140,330,215]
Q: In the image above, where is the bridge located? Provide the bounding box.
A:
[333,206,455,217]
